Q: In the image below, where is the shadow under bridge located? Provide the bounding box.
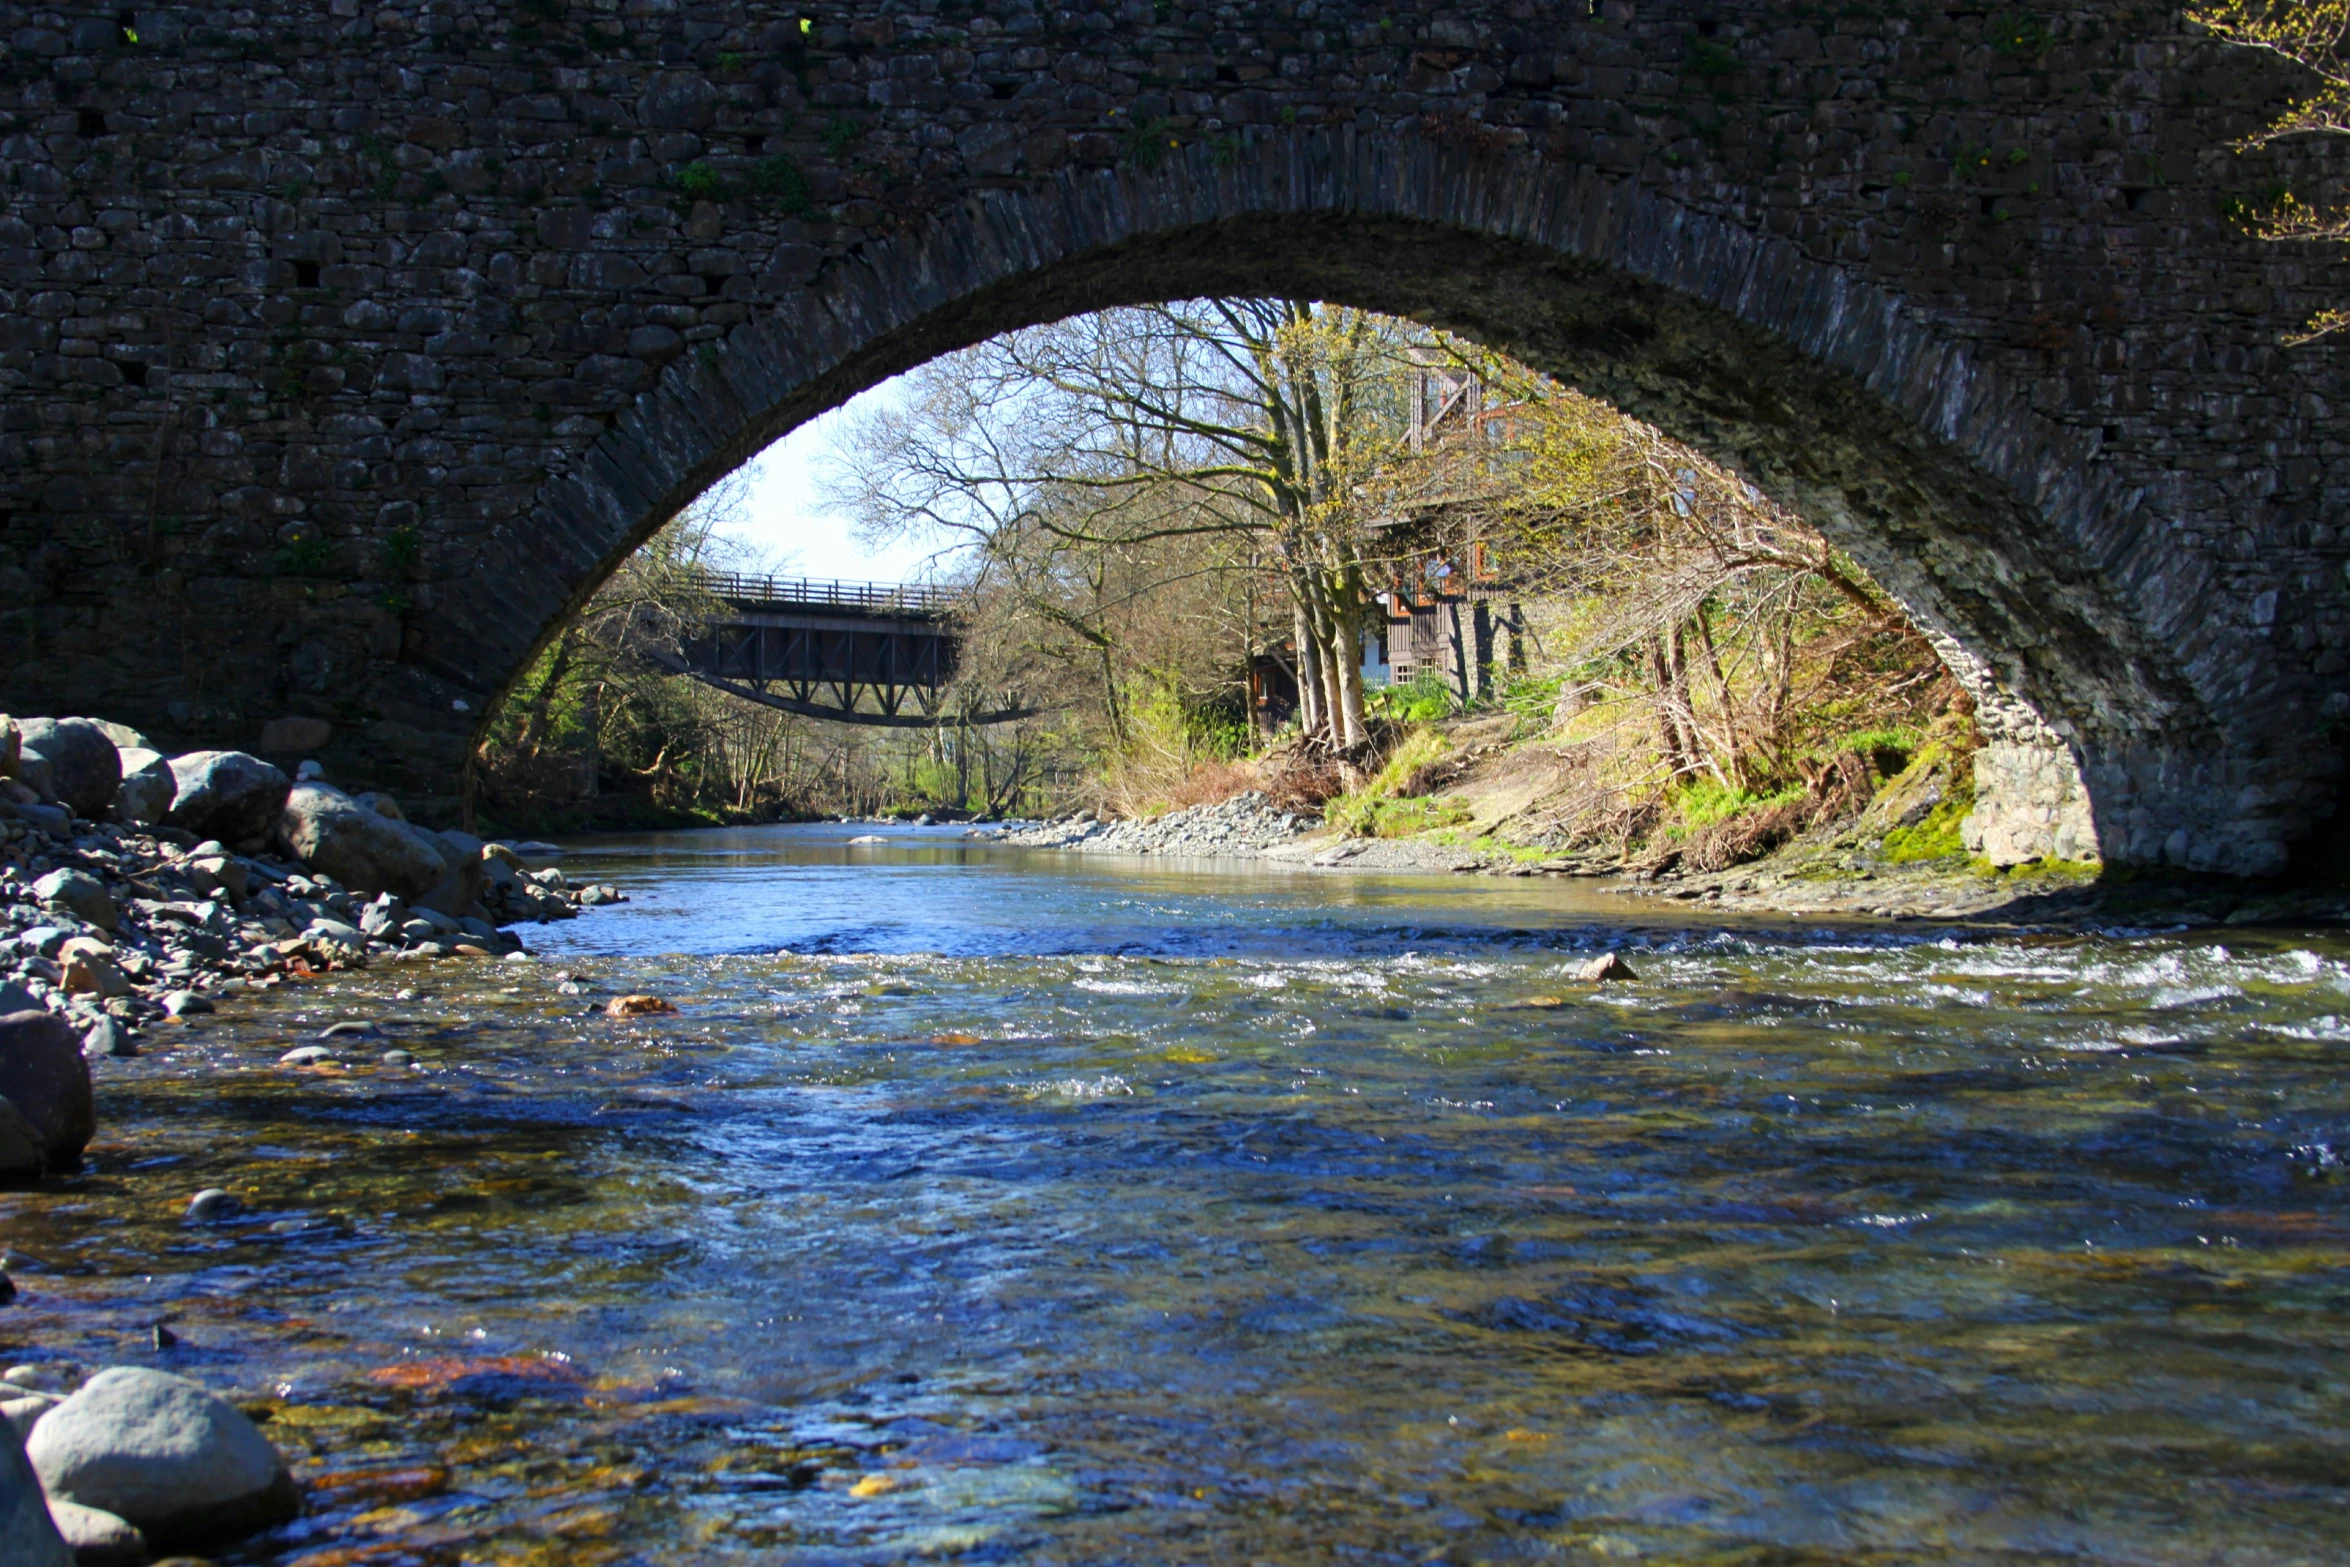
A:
[662,572,1038,729]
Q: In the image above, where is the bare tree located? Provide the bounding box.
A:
[827,300,1429,756]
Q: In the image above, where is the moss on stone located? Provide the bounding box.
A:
[1882,782,1974,862]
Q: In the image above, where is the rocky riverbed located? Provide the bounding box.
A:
[0,713,634,1561]
[998,792,1321,858]
[0,715,623,1093]
[995,788,2350,930]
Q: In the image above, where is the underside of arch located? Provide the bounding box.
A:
[453,135,2305,873]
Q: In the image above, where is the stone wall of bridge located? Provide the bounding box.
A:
[0,0,2346,871]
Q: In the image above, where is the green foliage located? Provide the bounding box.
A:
[1368,673,1458,723]
[1810,725,1918,776]
[1688,39,1738,79]
[1498,670,1568,733]
[1326,792,1472,839]
[823,117,860,156]
[1119,115,1177,170]
[674,161,724,199]
[1988,8,2049,57]
[275,528,338,577]
[1324,728,1456,839]
[379,525,421,577]
[1667,777,1804,835]
[1183,689,1252,761]
[1882,766,1977,862]
[748,153,811,213]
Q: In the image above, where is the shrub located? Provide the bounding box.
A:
[1368,672,1457,723]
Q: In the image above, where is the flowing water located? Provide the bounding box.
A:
[9,823,2350,1565]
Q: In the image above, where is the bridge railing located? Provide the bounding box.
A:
[691,570,959,616]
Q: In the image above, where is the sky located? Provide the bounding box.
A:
[717,376,957,586]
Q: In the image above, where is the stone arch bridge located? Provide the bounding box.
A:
[0,0,2345,874]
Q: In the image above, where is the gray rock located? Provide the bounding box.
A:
[79,1019,134,1061]
[255,716,332,754]
[276,784,447,901]
[1,1367,67,1393]
[277,1046,331,1067]
[25,1367,298,1549]
[90,722,151,752]
[184,1190,238,1223]
[0,1012,93,1166]
[46,1498,145,1567]
[1,1393,60,1445]
[164,753,289,851]
[301,919,365,950]
[409,831,483,919]
[380,1049,414,1067]
[108,749,175,827]
[179,855,247,901]
[159,992,212,1019]
[16,722,122,820]
[0,1412,72,1567]
[16,802,68,840]
[15,929,68,960]
[30,872,114,933]
[1574,952,1638,982]
[13,749,54,802]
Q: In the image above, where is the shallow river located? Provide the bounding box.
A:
[10,824,2350,1565]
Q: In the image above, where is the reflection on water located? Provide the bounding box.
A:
[8,824,2350,1564]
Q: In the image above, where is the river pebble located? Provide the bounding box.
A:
[45,1498,144,1567]
[26,1367,299,1550]
[183,1190,238,1223]
[1001,791,1315,859]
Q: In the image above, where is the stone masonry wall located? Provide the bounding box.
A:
[0,0,2346,871]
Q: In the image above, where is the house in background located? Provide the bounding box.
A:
[1369,354,1527,705]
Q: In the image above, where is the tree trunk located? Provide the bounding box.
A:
[1327,561,1368,750]
[1308,587,1348,750]
[1293,596,1326,742]
[1647,636,1694,778]
[517,630,577,758]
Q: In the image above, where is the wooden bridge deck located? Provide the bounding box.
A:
[668,573,1035,728]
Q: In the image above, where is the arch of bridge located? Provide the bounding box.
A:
[0,1,2344,874]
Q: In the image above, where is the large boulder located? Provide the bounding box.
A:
[26,1367,298,1550]
[0,1011,95,1168]
[0,1097,44,1184]
[0,1415,72,1567]
[110,747,175,826]
[15,720,121,820]
[91,721,151,752]
[165,752,289,850]
[277,784,448,901]
[414,830,485,918]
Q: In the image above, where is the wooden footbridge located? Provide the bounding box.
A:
[664,572,1036,728]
